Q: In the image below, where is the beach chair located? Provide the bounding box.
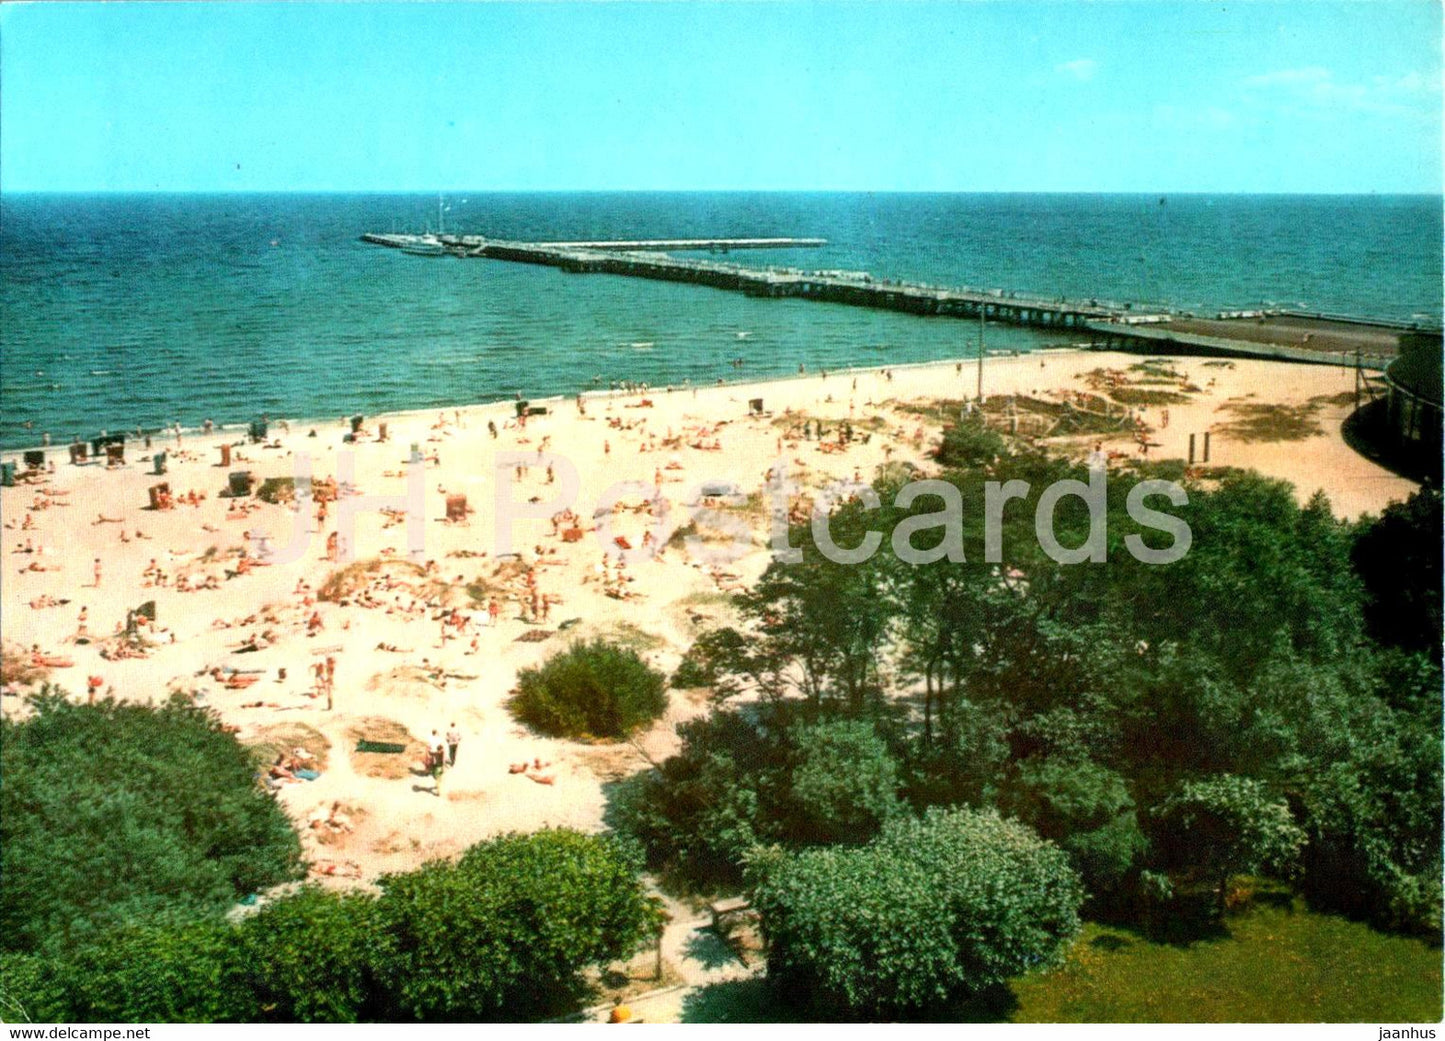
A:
[446,494,469,521]
[148,482,171,511]
[69,443,88,465]
[105,443,125,465]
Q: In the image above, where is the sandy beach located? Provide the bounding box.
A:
[0,349,1418,886]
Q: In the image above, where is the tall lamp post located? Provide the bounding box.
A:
[976,306,985,401]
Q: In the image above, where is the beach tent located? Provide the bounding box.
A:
[69,443,88,465]
[750,397,765,414]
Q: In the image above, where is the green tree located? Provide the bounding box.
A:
[607,709,788,886]
[1352,487,1443,662]
[374,830,660,1021]
[753,808,1082,1018]
[1157,774,1306,914]
[0,692,302,955]
[1001,757,1147,896]
[787,720,901,844]
[510,639,667,739]
[731,500,896,713]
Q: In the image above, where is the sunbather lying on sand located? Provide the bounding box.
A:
[508,757,555,784]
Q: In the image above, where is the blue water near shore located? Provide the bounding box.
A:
[1,192,1439,448]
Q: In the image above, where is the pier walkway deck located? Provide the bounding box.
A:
[360,232,1432,367]
[362,232,1119,330]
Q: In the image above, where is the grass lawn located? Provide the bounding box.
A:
[1010,902,1443,1023]
[680,900,1443,1023]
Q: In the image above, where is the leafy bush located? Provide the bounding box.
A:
[373,830,661,1021]
[935,415,1008,468]
[1352,488,1443,662]
[254,476,296,504]
[1295,686,1443,936]
[787,720,901,844]
[0,692,302,955]
[4,830,657,1024]
[610,712,901,883]
[1001,756,1147,895]
[33,920,256,1023]
[1157,775,1306,914]
[510,639,666,739]
[753,808,1082,1018]
[240,887,383,1022]
[607,710,783,885]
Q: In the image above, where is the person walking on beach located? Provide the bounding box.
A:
[428,729,447,795]
[446,723,461,767]
[92,558,102,588]
[325,655,336,711]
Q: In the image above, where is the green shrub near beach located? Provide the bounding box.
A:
[510,638,667,739]
[752,808,1083,1018]
[3,830,660,1023]
[0,692,303,957]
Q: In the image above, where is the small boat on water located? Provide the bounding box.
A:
[401,236,446,257]
[401,196,451,256]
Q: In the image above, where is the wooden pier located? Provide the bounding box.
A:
[360,231,1432,364]
[361,233,1117,330]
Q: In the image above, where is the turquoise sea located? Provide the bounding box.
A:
[1,192,1439,448]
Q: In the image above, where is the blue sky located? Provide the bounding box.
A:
[1,1,1439,192]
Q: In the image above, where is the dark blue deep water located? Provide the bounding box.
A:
[1,192,1439,447]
